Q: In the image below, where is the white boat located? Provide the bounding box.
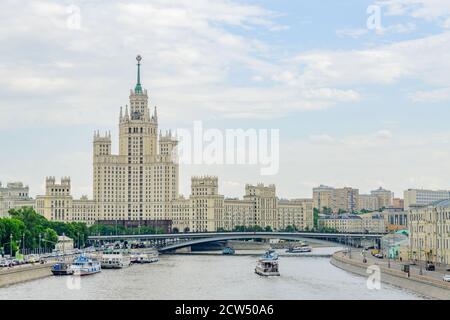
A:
[101,249,131,269]
[131,249,159,264]
[286,246,312,253]
[70,255,101,276]
[255,258,280,277]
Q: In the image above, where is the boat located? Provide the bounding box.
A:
[130,249,159,264]
[70,255,101,276]
[255,258,280,277]
[51,262,74,276]
[260,249,278,260]
[286,246,312,253]
[222,247,235,255]
[101,249,131,269]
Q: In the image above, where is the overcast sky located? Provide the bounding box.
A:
[1,0,450,200]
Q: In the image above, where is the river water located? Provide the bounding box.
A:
[0,248,424,300]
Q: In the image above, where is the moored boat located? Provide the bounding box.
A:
[260,249,278,260]
[222,247,235,255]
[286,246,312,253]
[70,255,101,276]
[130,249,159,264]
[101,249,131,269]
[51,262,74,276]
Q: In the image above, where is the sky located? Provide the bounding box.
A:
[1,0,450,200]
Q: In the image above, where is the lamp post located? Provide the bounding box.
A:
[39,233,42,254]
[10,234,13,257]
[22,232,25,255]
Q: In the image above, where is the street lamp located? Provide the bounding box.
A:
[39,233,42,254]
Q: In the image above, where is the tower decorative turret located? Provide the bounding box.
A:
[135,55,143,94]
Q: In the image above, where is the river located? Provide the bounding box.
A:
[0,247,424,300]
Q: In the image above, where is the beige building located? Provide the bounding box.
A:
[409,200,450,265]
[93,57,178,222]
[404,189,450,210]
[318,213,385,234]
[392,198,404,210]
[171,178,313,233]
[358,194,379,211]
[313,185,335,213]
[9,57,314,232]
[0,182,35,217]
[313,185,359,214]
[35,177,97,225]
[278,199,314,231]
[371,187,393,209]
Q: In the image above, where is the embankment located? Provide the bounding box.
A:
[0,264,52,288]
[331,251,450,300]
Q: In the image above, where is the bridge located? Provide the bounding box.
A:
[87,232,384,253]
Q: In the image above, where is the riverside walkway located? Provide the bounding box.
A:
[332,250,450,299]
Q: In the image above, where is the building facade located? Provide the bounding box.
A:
[404,189,450,210]
[358,194,379,211]
[171,178,314,233]
[318,213,385,234]
[313,185,359,213]
[371,187,393,209]
[9,57,314,232]
[0,182,35,217]
[409,200,450,265]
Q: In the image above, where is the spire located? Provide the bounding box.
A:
[153,106,158,121]
[119,106,123,121]
[135,55,143,94]
[125,105,129,120]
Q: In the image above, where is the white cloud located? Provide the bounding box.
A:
[377,0,450,21]
[336,28,369,39]
[410,87,450,102]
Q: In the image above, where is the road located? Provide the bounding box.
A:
[344,249,450,282]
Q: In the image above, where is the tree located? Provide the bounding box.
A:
[0,218,26,255]
[284,225,297,233]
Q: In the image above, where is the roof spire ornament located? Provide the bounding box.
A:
[135,55,143,94]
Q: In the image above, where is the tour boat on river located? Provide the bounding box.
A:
[255,258,280,277]
[70,255,101,276]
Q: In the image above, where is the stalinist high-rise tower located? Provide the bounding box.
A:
[93,56,179,223]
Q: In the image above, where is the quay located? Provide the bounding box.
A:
[0,263,53,288]
[331,250,450,300]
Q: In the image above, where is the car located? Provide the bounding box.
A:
[0,259,11,267]
[426,262,435,271]
[443,275,450,282]
[374,253,383,259]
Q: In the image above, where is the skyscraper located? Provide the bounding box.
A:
[93,56,179,222]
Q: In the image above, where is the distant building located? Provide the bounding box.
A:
[313,185,335,212]
[370,187,393,209]
[404,189,450,210]
[358,194,379,211]
[0,182,35,217]
[318,213,385,234]
[313,185,359,213]
[55,235,74,252]
[391,198,404,210]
